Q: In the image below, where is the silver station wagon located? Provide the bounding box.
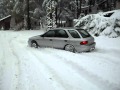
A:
[28,28,96,52]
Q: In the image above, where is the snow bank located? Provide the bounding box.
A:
[75,10,120,38]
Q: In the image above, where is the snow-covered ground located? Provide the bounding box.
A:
[0,30,120,90]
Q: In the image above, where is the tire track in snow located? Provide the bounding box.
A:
[8,33,22,90]
[15,49,65,90]
[0,31,20,90]
[27,48,68,90]
[5,32,21,90]
[28,48,102,90]
[38,48,120,90]
[8,31,66,90]
[10,40,65,90]
[10,32,32,90]
[82,52,120,65]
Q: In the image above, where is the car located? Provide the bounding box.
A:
[28,28,96,52]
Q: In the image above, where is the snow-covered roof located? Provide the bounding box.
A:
[0,15,11,22]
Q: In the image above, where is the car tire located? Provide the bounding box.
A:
[31,41,38,48]
[64,44,76,53]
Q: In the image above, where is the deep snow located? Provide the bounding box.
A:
[0,30,120,90]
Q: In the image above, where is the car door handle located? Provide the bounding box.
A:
[49,39,52,41]
[64,40,67,42]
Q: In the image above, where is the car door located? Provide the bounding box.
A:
[38,30,55,47]
[52,29,69,49]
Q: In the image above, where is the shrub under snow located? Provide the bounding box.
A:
[75,10,120,38]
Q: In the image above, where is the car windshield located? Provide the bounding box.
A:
[77,30,91,38]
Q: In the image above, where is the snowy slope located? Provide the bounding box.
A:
[0,30,120,90]
[75,10,120,38]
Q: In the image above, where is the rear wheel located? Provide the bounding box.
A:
[31,41,38,48]
[64,44,76,52]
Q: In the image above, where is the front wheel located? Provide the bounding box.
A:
[31,41,38,48]
[64,44,76,52]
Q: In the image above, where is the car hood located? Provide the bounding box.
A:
[29,35,42,40]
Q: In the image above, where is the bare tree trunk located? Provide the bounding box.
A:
[10,16,16,30]
[26,0,31,30]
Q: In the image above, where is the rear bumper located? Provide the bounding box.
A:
[75,42,96,52]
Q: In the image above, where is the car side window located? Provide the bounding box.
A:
[44,30,55,37]
[68,30,80,38]
[78,30,91,38]
[55,30,68,38]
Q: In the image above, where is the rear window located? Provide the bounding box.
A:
[78,30,91,38]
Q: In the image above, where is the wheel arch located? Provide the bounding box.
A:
[64,44,70,50]
[31,40,37,43]
[64,44,76,52]
[31,40,38,47]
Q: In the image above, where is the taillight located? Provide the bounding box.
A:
[80,41,88,45]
